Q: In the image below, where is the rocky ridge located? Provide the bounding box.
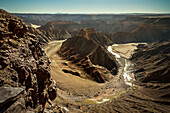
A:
[58,28,118,83]
[0,9,58,112]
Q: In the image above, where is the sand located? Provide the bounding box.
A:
[111,43,147,59]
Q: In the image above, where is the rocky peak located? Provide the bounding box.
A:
[58,29,118,83]
[77,28,96,39]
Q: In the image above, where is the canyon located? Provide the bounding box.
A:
[0,9,170,113]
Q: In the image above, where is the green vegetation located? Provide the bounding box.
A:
[76,90,127,106]
[106,90,127,100]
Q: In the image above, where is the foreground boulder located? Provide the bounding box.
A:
[0,86,24,107]
[58,28,118,83]
[0,9,57,112]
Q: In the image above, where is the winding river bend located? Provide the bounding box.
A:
[46,41,136,107]
[82,44,135,104]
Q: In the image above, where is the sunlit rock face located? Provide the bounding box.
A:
[0,9,57,112]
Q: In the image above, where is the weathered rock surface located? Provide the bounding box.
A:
[0,87,24,107]
[58,28,118,83]
[0,9,57,112]
[131,40,170,83]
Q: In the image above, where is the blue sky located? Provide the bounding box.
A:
[1,0,170,14]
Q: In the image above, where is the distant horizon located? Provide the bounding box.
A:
[10,11,170,15]
[1,0,170,15]
[11,12,170,15]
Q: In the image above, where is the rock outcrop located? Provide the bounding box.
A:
[0,9,57,112]
[0,87,24,107]
[58,28,118,83]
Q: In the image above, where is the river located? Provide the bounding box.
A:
[108,45,133,86]
[82,44,134,104]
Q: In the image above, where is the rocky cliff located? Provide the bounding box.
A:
[58,28,118,83]
[0,9,57,112]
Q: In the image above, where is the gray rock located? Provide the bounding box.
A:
[0,86,24,107]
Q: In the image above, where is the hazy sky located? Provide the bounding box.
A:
[1,0,170,14]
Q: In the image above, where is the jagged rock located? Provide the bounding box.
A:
[0,9,57,112]
[48,86,57,101]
